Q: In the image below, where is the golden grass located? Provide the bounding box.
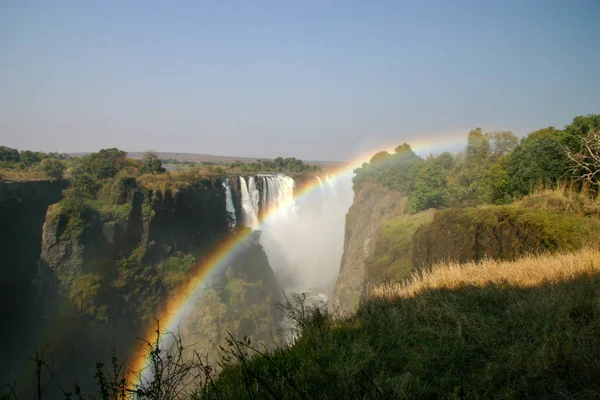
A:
[136,170,218,191]
[519,182,600,217]
[370,248,600,300]
[0,167,48,182]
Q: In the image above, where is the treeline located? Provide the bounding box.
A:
[0,146,69,180]
[199,156,320,174]
[354,114,600,212]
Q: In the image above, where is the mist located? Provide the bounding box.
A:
[259,172,355,296]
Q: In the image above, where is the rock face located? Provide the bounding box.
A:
[412,206,600,269]
[0,181,67,370]
[332,183,406,315]
[35,179,230,310]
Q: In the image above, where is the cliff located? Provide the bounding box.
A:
[18,176,283,394]
[331,183,406,315]
[333,183,600,316]
[0,180,67,366]
[412,205,600,269]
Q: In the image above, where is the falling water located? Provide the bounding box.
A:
[222,178,236,228]
[238,172,353,294]
[239,176,260,229]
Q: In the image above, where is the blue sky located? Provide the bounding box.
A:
[1,0,599,160]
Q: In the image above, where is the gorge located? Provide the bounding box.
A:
[0,170,355,396]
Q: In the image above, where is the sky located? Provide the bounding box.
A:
[1,0,599,161]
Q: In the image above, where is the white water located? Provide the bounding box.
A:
[261,173,353,295]
[239,176,260,229]
[222,179,236,228]
[237,171,353,295]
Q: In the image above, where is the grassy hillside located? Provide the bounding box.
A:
[209,248,600,399]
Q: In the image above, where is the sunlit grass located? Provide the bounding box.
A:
[370,247,600,300]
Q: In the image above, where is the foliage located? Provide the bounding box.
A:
[409,154,453,212]
[69,273,108,321]
[158,253,197,290]
[19,150,41,166]
[353,143,423,193]
[364,210,435,285]
[74,148,128,180]
[56,196,96,240]
[354,115,600,211]
[40,158,66,180]
[0,146,21,162]
[506,131,570,197]
[142,151,166,175]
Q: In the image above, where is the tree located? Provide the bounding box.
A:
[40,158,66,180]
[88,148,128,178]
[563,114,600,153]
[409,155,452,212]
[142,151,165,174]
[567,128,600,188]
[466,128,490,162]
[369,151,392,164]
[19,150,41,165]
[506,133,569,197]
[0,146,20,162]
[488,131,519,158]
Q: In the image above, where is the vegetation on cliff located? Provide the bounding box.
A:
[0,146,69,181]
[353,114,600,212]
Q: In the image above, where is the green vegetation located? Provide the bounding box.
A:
[412,202,600,270]
[142,150,166,174]
[365,210,435,284]
[0,146,69,181]
[205,249,600,399]
[191,156,321,175]
[353,114,600,212]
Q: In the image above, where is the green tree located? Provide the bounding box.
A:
[409,155,453,212]
[0,146,20,162]
[19,150,41,165]
[506,132,569,197]
[369,151,392,164]
[40,158,66,180]
[88,148,128,178]
[466,128,490,162]
[142,151,165,174]
[69,173,101,199]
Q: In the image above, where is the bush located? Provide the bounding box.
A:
[40,158,66,180]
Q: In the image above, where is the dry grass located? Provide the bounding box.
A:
[518,182,600,217]
[0,167,48,182]
[370,248,600,300]
[136,170,217,191]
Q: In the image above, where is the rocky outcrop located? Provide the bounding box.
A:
[412,206,600,269]
[332,183,406,315]
[35,178,230,315]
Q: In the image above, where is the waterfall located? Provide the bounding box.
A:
[222,178,236,228]
[239,176,260,229]
[260,174,296,220]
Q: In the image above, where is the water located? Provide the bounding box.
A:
[239,176,260,229]
[222,178,236,228]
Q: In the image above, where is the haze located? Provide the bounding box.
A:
[1,0,599,161]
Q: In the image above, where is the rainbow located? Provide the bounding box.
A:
[130,132,469,382]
